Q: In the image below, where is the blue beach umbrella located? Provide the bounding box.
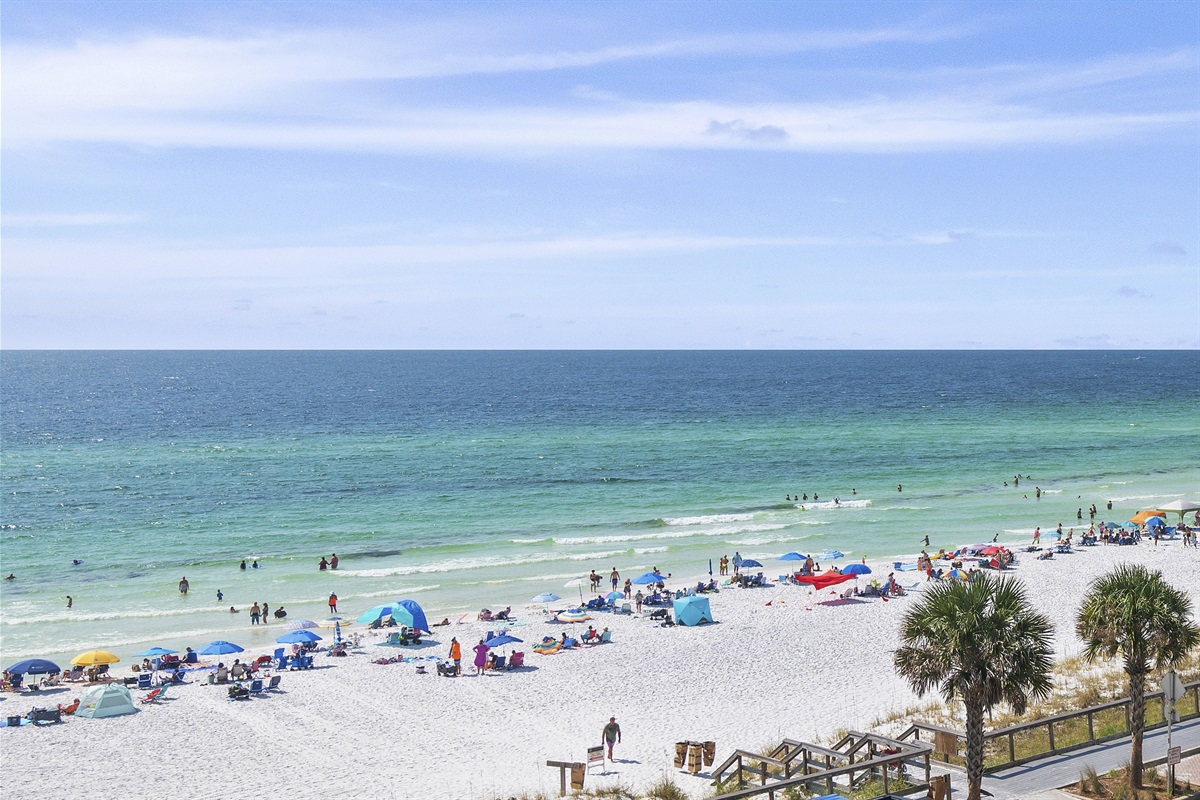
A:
[484,633,522,648]
[531,592,561,604]
[819,550,845,560]
[739,559,764,569]
[357,603,401,624]
[1145,516,1166,528]
[276,630,322,644]
[840,563,872,575]
[631,571,666,585]
[391,599,430,633]
[6,658,61,675]
[199,640,244,656]
[777,552,808,561]
[604,591,625,602]
[134,647,177,658]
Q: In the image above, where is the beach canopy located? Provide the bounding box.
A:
[390,599,430,633]
[840,563,871,575]
[134,647,176,658]
[284,619,319,630]
[1130,510,1167,524]
[1157,499,1200,520]
[777,552,808,561]
[630,571,666,585]
[276,630,322,644]
[531,592,561,604]
[673,596,714,627]
[199,640,244,656]
[76,683,137,719]
[5,658,61,675]
[71,650,120,666]
[819,550,845,560]
[739,559,764,569]
[796,570,856,590]
[484,633,522,648]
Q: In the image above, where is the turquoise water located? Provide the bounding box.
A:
[2,351,1197,662]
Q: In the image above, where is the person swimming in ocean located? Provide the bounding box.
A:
[71,560,82,566]
[4,573,14,580]
[179,576,190,594]
[217,589,224,601]
[240,560,246,570]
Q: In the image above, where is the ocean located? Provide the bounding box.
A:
[2,350,1197,663]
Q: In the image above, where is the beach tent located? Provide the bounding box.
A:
[392,599,430,633]
[76,683,137,719]
[1157,499,1200,522]
[673,596,713,626]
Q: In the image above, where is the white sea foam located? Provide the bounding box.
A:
[662,512,754,526]
[333,549,630,579]
[633,546,669,555]
[803,499,872,511]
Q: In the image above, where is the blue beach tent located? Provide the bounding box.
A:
[672,596,714,627]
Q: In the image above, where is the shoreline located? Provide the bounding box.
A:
[3,536,1196,800]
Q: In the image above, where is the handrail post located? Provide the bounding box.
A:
[1047,719,1055,751]
[1087,711,1094,742]
[1008,731,1015,764]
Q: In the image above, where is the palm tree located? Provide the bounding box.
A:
[894,574,1054,800]
[1075,564,1199,790]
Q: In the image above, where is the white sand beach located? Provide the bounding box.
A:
[2,541,1197,800]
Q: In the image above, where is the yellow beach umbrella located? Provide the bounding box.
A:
[70,650,121,666]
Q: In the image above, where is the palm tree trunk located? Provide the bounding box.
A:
[1128,670,1146,790]
[965,697,985,800]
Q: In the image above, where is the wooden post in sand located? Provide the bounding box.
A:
[546,760,583,796]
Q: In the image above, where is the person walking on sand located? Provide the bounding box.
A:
[449,637,462,675]
[472,639,489,676]
[602,716,622,761]
[1033,527,1041,545]
[328,592,338,613]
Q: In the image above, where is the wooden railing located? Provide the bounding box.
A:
[897,679,1200,773]
[709,731,933,800]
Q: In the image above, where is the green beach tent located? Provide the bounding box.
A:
[76,683,137,719]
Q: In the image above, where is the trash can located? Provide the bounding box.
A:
[570,764,585,790]
[674,742,688,768]
[703,741,716,766]
[688,743,703,774]
[928,774,950,800]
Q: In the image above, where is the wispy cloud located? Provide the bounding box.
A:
[2,212,143,227]
[3,22,1195,154]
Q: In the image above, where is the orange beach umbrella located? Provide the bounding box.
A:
[1129,510,1167,525]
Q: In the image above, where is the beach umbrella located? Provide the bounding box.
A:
[198,640,244,657]
[563,577,586,602]
[484,633,522,648]
[964,544,988,554]
[555,608,591,623]
[6,658,61,675]
[739,559,764,569]
[840,563,872,575]
[391,599,430,633]
[1130,510,1167,525]
[318,616,350,628]
[134,647,176,658]
[630,571,666,585]
[357,603,401,624]
[531,592,561,604]
[71,650,120,667]
[276,630,322,644]
[819,550,845,560]
[1144,516,1166,528]
[284,619,319,631]
[946,568,968,581]
[980,546,1003,556]
[604,591,625,602]
[777,552,808,561]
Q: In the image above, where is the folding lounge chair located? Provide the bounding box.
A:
[598,630,612,644]
[248,679,264,695]
[266,675,282,692]
[490,655,506,671]
[141,685,169,704]
[137,673,153,690]
[508,652,525,669]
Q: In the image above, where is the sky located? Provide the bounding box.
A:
[2,0,1198,349]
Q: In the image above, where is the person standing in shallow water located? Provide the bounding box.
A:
[330,553,339,569]
[328,592,338,613]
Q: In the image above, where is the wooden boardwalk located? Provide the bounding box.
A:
[932,717,1200,799]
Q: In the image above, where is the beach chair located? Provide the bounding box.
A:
[276,655,289,671]
[598,630,612,644]
[65,666,85,682]
[137,673,153,690]
[266,675,282,692]
[490,655,506,671]
[248,678,264,695]
[509,651,525,669]
[141,685,169,704]
[273,648,284,661]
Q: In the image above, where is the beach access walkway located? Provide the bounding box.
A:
[934,717,1200,800]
